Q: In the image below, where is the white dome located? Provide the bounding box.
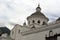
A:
[27,5,49,21]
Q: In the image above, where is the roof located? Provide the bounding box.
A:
[27,10,49,21]
[27,4,49,21]
[0,27,10,35]
[36,4,41,10]
[30,12,46,17]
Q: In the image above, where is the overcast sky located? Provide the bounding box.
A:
[0,0,60,29]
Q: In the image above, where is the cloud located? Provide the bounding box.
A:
[0,0,60,29]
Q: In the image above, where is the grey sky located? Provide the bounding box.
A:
[0,0,60,29]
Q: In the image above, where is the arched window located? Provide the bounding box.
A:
[18,30,20,33]
[42,22,45,25]
[38,20,40,23]
[32,20,35,23]
[49,30,53,36]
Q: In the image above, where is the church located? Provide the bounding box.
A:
[10,4,60,40]
[0,4,60,40]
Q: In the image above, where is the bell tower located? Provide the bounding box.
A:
[27,4,49,28]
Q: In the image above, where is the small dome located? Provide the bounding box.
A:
[29,12,45,17]
[23,22,26,26]
[27,10,49,21]
[36,4,41,11]
[27,4,49,21]
[27,12,48,21]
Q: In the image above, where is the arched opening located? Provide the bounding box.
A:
[42,22,46,25]
[38,20,40,23]
[49,30,53,36]
[32,20,35,23]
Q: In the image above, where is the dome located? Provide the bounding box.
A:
[27,4,49,21]
[27,12,46,18]
[36,4,41,11]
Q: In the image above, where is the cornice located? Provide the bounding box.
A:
[21,21,60,36]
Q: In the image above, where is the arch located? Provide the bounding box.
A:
[32,20,35,23]
[49,30,53,36]
[38,20,40,23]
[42,22,46,25]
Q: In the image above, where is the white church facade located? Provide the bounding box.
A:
[0,4,60,40]
[10,4,60,40]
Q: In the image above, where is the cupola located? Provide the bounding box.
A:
[27,4,49,27]
[36,4,41,12]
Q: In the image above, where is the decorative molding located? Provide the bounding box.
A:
[21,21,60,36]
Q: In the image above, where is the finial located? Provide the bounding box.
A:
[23,22,26,26]
[36,3,41,12]
[23,20,26,26]
[38,3,40,7]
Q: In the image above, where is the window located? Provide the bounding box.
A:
[49,30,53,36]
[38,20,40,23]
[42,22,45,25]
[32,20,35,23]
[18,30,20,33]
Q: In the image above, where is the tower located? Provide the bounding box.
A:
[27,4,49,28]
